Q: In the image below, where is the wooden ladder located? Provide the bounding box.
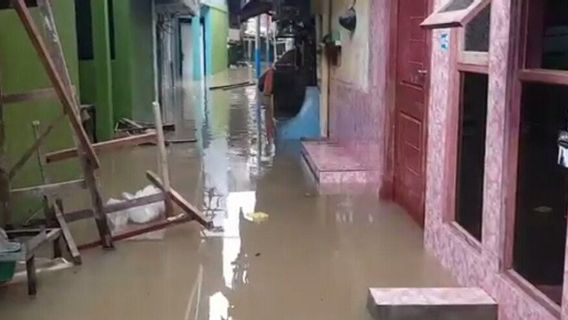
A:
[0,0,113,253]
[0,0,212,278]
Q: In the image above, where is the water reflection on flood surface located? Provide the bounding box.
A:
[0,68,455,320]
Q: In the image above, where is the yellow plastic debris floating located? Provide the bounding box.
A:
[251,212,269,223]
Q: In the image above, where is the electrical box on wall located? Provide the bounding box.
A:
[322,31,341,66]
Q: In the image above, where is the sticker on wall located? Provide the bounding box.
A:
[440,32,450,51]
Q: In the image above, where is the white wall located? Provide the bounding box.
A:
[330,0,370,92]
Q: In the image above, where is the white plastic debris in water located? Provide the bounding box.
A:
[123,185,165,224]
[106,185,166,241]
[107,198,129,230]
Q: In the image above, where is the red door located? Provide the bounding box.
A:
[393,0,430,226]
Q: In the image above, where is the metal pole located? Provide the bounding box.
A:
[153,101,174,217]
[255,16,261,79]
[265,14,271,65]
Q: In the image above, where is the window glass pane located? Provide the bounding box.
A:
[465,5,490,52]
[443,0,475,12]
[514,83,568,305]
[456,73,488,241]
[526,0,568,70]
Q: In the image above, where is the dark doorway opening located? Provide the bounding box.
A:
[513,83,568,305]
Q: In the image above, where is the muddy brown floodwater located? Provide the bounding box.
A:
[0,69,455,320]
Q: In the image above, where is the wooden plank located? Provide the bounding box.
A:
[34,0,113,249]
[209,81,255,91]
[421,0,490,29]
[169,188,212,229]
[32,121,49,184]
[152,102,173,216]
[25,256,37,295]
[104,193,165,214]
[32,121,62,257]
[120,118,144,129]
[60,208,93,224]
[6,227,58,238]
[457,62,489,75]
[33,0,112,249]
[1,88,56,104]
[24,228,61,259]
[146,170,212,229]
[78,213,193,250]
[458,52,489,70]
[62,193,165,223]
[53,199,81,264]
[45,131,158,163]
[11,179,85,199]
[519,68,568,86]
[11,0,100,168]
[8,112,66,180]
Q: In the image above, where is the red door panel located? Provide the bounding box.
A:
[393,0,430,226]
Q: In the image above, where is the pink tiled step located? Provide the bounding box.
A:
[367,288,497,320]
[301,140,379,188]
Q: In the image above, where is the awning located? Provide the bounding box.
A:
[240,0,272,21]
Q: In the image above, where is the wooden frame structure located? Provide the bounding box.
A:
[1,228,62,295]
[421,0,490,29]
[501,0,568,313]
[0,0,211,295]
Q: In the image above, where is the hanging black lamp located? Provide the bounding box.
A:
[339,0,357,32]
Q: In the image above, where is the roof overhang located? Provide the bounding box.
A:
[240,0,272,21]
[155,0,200,16]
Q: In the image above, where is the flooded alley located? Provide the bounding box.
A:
[0,69,455,319]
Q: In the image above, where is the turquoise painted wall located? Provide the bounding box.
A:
[189,3,228,79]
[205,6,229,75]
[191,16,204,80]
[0,1,80,221]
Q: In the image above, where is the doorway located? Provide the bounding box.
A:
[392,0,431,226]
[180,18,194,83]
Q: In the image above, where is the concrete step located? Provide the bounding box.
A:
[367,287,497,320]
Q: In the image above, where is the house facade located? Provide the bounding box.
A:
[306,0,568,318]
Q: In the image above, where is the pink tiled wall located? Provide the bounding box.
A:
[327,0,392,190]
[425,0,567,319]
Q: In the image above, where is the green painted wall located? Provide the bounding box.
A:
[112,0,155,123]
[78,61,96,104]
[129,0,155,122]
[205,6,228,75]
[91,0,114,141]
[111,0,134,123]
[0,1,80,221]
[78,0,155,134]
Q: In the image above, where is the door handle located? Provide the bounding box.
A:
[417,69,428,75]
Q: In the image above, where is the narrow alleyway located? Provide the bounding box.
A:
[0,69,455,319]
